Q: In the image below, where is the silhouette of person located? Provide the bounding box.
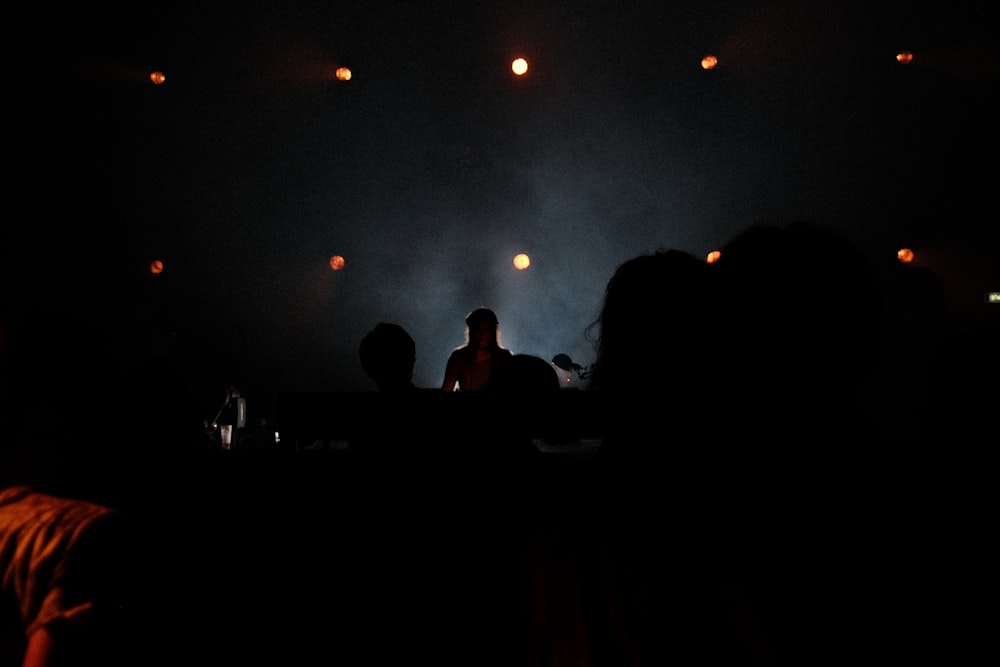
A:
[707,219,884,441]
[535,247,768,666]
[353,322,454,457]
[359,322,419,392]
[697,220,888,664]
[441,307,513,391]
[485,352,560,394]
[584,247,721,457]
[480,353,562,456]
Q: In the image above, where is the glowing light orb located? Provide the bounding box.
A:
[896,248,914,264]
[706,250,721,264]
[896,51,914,64]
[150,259,164,274]
[335,67,352,81]
[511,58,528,76]
[513,253,530,270]
[329,255,346,271]
[701,55,718,70]
[149,71,166,85]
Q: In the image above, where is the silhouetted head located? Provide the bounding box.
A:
[482,354,558,455]
[359,322,417,391]
[487,354,561,394]
[709,220,884,435]
[587,249,718,396]
[465,307,502,351]
[712,220,882,377]
[466,307,499,329]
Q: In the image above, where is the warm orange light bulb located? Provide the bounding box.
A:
[335,67,352,81]
[150,259,164,274]
[150,71,166,85]
[513,253,530,270]
[511,58,528,76]
[701,55,718,70]
[897,248,914,263]
[896,51,914,64]
[706,250,721,264]
[329,255,346,271]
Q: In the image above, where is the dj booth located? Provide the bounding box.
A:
[273,389,608,452]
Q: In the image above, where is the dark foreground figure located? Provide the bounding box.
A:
[2,221,993,665]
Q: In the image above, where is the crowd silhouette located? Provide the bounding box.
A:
[3,219,993,665]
